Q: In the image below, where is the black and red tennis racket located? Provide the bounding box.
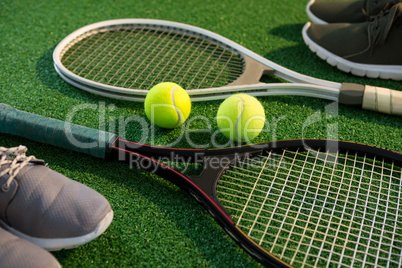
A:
[1,103,401,267]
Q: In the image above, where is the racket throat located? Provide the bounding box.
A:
[188,155,236,217]
[189,152,261,217]
[228,55,275,86]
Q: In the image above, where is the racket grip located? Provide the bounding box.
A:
[362,86,402,116]
[0,104,116,159]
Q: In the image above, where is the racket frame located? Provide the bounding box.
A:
[53,19,341,102]
[109,137,402,267]
[1,101,402,266]
[53,19,402,116]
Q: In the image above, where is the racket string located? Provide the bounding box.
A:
[274,149,343,266]
[157,30,216,88]
[80,29,129,79]
[63,30,111,76]
[92,26,139,84]
[60,24,245,90]
[216,149,402,267]
[124,27,185,88]
[146,29,202,85]
[285,149,334,266]
[93,26,164,87]
[102,26,155,86]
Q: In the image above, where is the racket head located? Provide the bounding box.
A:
[114,138,402,267]
[53,19,342,102]
[53,19,257,100]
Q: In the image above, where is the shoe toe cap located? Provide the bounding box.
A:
[6,165,112,239]
[307,22,370,58]
[0,227,60,268]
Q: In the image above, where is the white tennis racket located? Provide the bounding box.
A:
[53,19,402,116]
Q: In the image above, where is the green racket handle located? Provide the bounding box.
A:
[0,104,117,159]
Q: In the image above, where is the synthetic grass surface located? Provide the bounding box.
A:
[1,0,401,267]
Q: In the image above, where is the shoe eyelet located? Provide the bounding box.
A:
[1,184,10,193]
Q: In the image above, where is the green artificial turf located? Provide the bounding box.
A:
[0,0,401,267]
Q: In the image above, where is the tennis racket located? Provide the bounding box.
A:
[1,103,402,267]
[53,19,402,116]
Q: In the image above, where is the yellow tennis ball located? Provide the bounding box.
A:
[217,94,265,142]
[144,82,191,129]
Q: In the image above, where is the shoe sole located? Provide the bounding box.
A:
[306,0,329,24]
[302,22,402,81]
[0,210,113,251]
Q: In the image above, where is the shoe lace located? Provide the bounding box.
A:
[369,3,402,53]
[0,146,37,192]
[363,0,401,17]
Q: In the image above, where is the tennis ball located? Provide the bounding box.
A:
[217,94,265,142]
[144,82,191,129]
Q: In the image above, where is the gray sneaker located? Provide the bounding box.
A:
[306,0,402,24]
[0,145,113,251]
[0,226,60,268]
[302,2,402,80]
